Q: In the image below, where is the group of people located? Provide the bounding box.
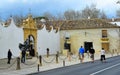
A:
[7,49,26,64]
[79,46,106,63]
[7,46,106,64]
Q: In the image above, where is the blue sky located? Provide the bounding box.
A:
[0,0,120,19]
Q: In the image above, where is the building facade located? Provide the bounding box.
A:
[59,19,120,54]
[0,15,120,59]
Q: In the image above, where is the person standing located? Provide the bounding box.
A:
[79,46,85,63]
[7,49,12,64]
[21,50,26,63]
[100,48,106,63]
[89,47,95,63]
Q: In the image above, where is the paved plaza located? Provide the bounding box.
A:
[0,52,118,75]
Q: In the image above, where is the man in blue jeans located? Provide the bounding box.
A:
[79,46,85,63]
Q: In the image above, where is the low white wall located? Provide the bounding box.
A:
[0,19,61,58]
[0,19,24,59]
[37,25,60,55]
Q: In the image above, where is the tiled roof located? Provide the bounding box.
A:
[59,19,120,30]
[34,18,120,31]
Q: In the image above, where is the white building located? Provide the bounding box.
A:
[59,19,120,54]
[0,16,120,59]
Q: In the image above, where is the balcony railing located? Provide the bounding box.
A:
[101,38,109,41]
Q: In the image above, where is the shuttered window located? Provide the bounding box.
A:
[102,30,107,38]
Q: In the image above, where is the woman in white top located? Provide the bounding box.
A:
[100,48,106,62]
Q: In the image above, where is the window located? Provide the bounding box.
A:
[102,30,107,38]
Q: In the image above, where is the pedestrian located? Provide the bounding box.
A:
[89,47,95,63]
[21,50,26,63]
[7,49,12,64]
[46,48,49,57]
[100,48,106,63]
[79,46,85,63]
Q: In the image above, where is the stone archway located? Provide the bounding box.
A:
[23,14,37,56]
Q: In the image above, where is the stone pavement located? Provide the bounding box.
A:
[0,52,118,75]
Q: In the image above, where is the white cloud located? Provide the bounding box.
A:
[0,0,47,5]
[96,0,118,9]
[0,0,119,18]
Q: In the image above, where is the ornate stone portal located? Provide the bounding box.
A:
[23,14,37,56]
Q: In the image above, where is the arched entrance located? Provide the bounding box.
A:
[23,14,37,56]
[28,35,35,56]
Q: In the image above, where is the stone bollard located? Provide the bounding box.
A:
[117,50,119,55]
[63,60,65,67]
[57,51,59,56]
[38,64,39,72]
[68,52,71,61]
[47,48,49,58]
[111,51,113,57]
[111,50,114,57]
[115,49,119,56]
[56,54,58,63]
[16,57,20,70]
[39,55,42,66]
[113,49,114,55]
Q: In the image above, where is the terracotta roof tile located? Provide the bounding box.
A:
[36,19,120,31]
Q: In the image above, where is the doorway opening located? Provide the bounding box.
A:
[84,42,93,53]
[28,35,35,56]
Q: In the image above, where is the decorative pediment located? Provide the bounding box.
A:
[23,14,37,29]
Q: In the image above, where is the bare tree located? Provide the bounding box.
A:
[116,9,120,17]
[75,11,82,20]
[57,13,65,20]
[43,12,56,20]
[12,14,26,27]
[64,9,77,20]
[81,4,100,19]
[100,10,107,19]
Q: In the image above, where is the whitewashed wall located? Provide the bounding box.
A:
[37,25,60,55]
[0,19,24,59]
[109,22,120,50]
[0,20,60,58]
[108,28,120,50]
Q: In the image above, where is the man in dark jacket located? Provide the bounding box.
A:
[21,50,26,63]
[89,47,95,63]
[7,49,12,64]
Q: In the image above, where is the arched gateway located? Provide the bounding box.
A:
[23,14,37,56]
